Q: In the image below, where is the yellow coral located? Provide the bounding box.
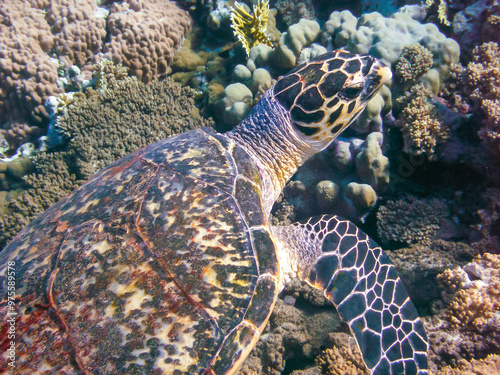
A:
[231,0,273,57]
[426,0,451,26]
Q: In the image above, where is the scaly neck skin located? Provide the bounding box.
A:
[226,91,323,214]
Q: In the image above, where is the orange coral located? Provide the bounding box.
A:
[436,354,500,375]
[439,253,500,331]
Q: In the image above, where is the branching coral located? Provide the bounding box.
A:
[437,354,500,375]
[394,43,434,85]
[231,0,273,57]
[439,253,500,331]
[316,340,369,375]
[376,195,447,245]
[458,42,500,156]
[426,0,451,26]
[395,84,450,159]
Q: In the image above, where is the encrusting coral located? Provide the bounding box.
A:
[0,63,213,248]
[395,84,450,160]
[231,0,273,57]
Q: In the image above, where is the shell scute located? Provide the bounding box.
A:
[140,128,237,192]
[0,128,279,374]
[233,177,266,228]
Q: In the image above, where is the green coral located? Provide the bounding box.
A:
[231,0,273,57]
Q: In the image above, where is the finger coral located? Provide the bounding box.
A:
[230,0,273,57]
[436,354,500,375]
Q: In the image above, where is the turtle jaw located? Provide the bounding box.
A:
[361,62,392,102]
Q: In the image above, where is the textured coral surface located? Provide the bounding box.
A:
[0,0,191,126]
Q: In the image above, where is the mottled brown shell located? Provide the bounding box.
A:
[0,128,280,374]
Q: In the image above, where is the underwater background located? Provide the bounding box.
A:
[0,0,499,373]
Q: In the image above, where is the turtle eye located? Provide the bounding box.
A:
[339,85,364,100]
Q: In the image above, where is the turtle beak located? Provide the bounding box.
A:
[361,62,392,101]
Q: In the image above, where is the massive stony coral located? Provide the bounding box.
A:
[104,0,191,82]
[0,0,191,125]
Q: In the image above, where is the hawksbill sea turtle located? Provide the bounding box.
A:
[0,50,428,375]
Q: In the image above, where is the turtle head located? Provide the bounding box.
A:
[273,50,392,146]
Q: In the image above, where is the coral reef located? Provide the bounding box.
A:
[0,65,212,248]
[453,0,500,57]
[0,0,191,129]
[354,132,389,191]
[102,0,191,82]
[377,195,448,245]
[230,0,273,57]
[239,279,340,375]
[395,84,450,159]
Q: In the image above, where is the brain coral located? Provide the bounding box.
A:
[0,65,212,249]
[0,0,191,127]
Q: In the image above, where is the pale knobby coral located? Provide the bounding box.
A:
[439,253,500,331]
[394,43,434,85]
[231,0,273,57]
[274,19,321,69]
[395,84,450,159]
[376,195,447,245]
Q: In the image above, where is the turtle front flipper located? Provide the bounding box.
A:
[272,215,428,375]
